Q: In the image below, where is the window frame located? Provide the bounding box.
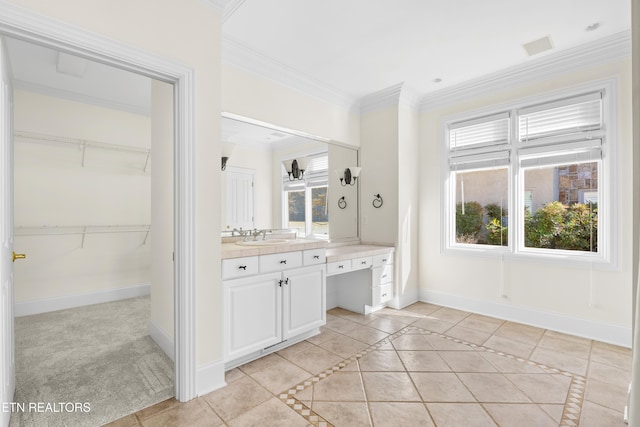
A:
[281,153,329,239]
[441,78,618,268]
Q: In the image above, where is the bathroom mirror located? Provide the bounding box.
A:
[221,113,358,241]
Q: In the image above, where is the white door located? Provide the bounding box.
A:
[0,36,15,427]
[223,272,282,361]
[225,167,255,231]
[283,265,325,339]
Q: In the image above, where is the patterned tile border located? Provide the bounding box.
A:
[278,325,586,426]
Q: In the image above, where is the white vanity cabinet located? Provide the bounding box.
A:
[222,249,326,366]
[328,247,395,315]
[223,272,282,361]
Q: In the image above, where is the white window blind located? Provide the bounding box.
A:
[518,92,603,142]
[519,139,602,168]
[449,150,510,171]
[449,112,510,150]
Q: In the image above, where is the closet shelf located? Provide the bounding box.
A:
[15,225,151,247]
[14,130,151,171]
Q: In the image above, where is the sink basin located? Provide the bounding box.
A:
[235,239,292,246]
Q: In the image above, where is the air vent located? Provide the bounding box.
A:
[523,36,554,57]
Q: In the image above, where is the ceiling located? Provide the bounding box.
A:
[3,0,632,113]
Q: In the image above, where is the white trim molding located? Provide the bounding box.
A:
[420,290,632,348]
[15,283,150,317]
[149,320,175,362]
[197,360,227,396]
[421,30,631,111]
[222,35,357,111]
[0,0,198,402]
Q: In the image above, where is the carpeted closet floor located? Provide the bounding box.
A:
[10,296,174,427]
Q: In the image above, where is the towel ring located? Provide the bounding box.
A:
[373,194,383,208]
[338,196,347,209]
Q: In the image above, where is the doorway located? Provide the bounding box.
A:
[6,35,176,425]
[0,6,198,426]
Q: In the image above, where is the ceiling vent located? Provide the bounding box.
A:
[523,36,554,57]
[56,52,88,77]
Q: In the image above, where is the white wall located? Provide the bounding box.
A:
[419,59,633,346]
[222,63,360,147]
[13,90,151,303]
[150,80,174,346]
[359,86,420,309]
[360,106,398,245]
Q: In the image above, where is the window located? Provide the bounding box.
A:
[283,154,329,238]
[444,84,614,264]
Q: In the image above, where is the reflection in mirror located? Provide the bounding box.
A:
[220,113,359,241]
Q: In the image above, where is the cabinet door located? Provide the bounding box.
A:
[224,272,282,361]
[283,265,326,339]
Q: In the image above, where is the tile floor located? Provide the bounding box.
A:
[107,302,632,427]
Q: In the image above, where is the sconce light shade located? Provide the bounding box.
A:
[283,157,308,181]
[282,159,293,174]
[221,142,235,171]
[339,166,361,186]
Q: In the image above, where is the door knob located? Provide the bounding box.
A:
[12,252,26,262]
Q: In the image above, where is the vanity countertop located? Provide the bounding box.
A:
[221,239,328,259]
[325,244,395,262]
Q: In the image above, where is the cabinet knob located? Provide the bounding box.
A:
[238,265,247,270]
[278,279,283,287]
[382,259,387,262]
[313,255,320,259]
[338,265,344,269]
[280,260,287,264]
[382,293,387,297]
[361,261,367,265]
[382,274,387,279]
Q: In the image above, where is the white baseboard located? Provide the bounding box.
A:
[420,290,632,348]
[148,320,175,362]
[15,283,151,317]
[197,360,226,397]
[388,287,419,310]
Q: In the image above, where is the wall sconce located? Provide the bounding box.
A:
[282,157,310,181]
[336,167,361,186]
[221,142,235,171]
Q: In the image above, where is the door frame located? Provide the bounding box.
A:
[0,4,197,401]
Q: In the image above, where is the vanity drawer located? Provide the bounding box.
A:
[372,283,393,307]
[327,260,352,276]
[351,256,373,271]
[372,264,393,285]
[259,251,303,273]
[373,253,393,267]
[222,256,259,280]
[303,249,326,266]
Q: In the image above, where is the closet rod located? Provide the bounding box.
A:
[14,130,151,156]
[14,225,151,236]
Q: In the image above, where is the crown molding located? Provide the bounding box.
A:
[222,35,358,111]
[360,82,421,114]
[420,30,631,111]
[199,0,228,13]
[13,79,151,116]
[222,0,246,22]
[360,82,403,114]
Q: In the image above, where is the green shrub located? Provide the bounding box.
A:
[525,201,597,251]
[484,203,508,246]
[456,201,483,241]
